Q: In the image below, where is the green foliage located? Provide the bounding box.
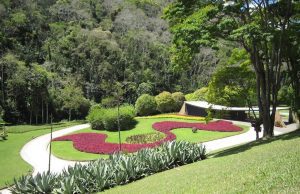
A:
[185,87,208,101]
[101,96,118,108]
[86,105,105,130]
[206,49,255,107]
[205,106,213,124]
[135,94,157,116]
[278,85,294,105]
[155,91,175,113]
[136,82,153,96]
[60,78,89,120]
[88,105,136,131]
[10,141,206,193]
[171,92,186,111]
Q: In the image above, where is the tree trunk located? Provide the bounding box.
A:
[30,107,32,125]
[69,109,71,121]
[46,103,49,124]
[41,98,44,124]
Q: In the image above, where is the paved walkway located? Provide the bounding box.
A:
[1,122,299,194]
[20,124,90,175]
[203,121,299,152]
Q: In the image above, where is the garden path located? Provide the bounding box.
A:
[21,124,90,175]
[0,121,299,194]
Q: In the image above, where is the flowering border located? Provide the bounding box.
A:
[53,120,242,154]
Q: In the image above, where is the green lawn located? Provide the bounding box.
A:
[102,129,300,194]
[6,120,85,133]
[0,121,84,189]
[51,118,249,161]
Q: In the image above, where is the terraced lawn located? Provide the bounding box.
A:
[51,117,249,161]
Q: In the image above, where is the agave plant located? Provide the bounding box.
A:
[32,172,58,193]
[10,175,35,194]
[11,141,206,194]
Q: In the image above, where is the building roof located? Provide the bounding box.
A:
[185,101,289,111]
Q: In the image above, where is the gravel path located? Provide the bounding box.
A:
[1,122,299,194]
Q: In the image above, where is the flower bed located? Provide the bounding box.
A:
[53,120,241,154]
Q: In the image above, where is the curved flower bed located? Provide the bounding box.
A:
[53,120,242,154]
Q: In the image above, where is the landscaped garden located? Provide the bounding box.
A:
[101,130,300,194]
[1,0,300,193]
[51,116,249,161]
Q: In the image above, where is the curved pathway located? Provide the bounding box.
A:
[203,121,299,152]
[21,124,90,175]
[1,122,299,194]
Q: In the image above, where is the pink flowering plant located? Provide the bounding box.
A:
[53,120,241,154]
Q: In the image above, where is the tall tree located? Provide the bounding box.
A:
[164,0,300,138]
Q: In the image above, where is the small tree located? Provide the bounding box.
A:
[60,79,86,121]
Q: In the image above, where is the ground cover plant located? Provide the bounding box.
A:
[51,117,249,160]
[0,121,84,189]
[53,120,242,154]
[10,141,206,194]
[126,132,165,144]
[102,130,300,194]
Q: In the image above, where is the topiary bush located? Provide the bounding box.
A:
[155,91,175,113]
[172,92,186,112]
[135,94,157,116]
[87,105,136,131]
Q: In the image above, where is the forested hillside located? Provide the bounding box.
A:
[0,0,230,124]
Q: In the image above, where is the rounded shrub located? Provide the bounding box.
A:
[185,87,208,101]
[87,105,136,131]
[155,91,175,113]
[135,94,157,116]
[172,92,186,112]
[86,105,105,130]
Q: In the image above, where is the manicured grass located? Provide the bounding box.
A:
[102,130,300,194]
[0,121,84,189]
[6,120,85,133]
[173,124,249,143]
[51,118,249,161]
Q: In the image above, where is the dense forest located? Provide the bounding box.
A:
[0,0,232,124]
[0,0,298,128]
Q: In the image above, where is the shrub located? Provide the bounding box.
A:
[155,91,175,113]
[135,94,157,116]
[185,87,208,101]
[86,105,105,130]
[172,92,186,111]
[87,105,136,131]
[101,96,118,108]
[10,141,206,194]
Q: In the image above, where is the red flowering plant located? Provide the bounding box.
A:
[52,120,241,154]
